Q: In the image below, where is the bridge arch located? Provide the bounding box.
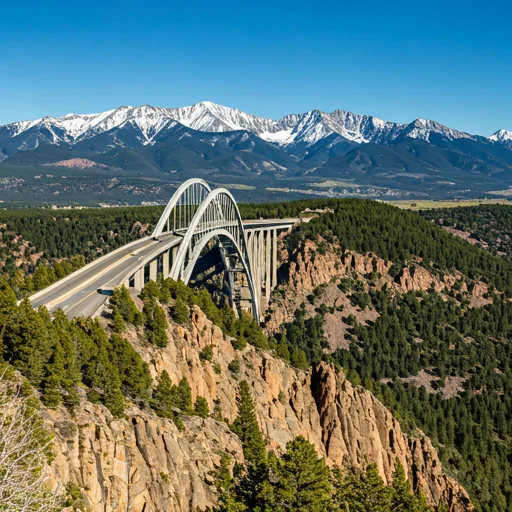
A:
[169,188,260,320]
[151,178,211,238]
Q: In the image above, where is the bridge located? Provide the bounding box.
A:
[28,179,299,321]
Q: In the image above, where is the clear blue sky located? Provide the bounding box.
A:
[1,0,510,135]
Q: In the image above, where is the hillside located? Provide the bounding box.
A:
[263,203,512,511]
[0,281,470,511]
[420,204,512,261]
[1,102,512,205]
[1,198,512,510]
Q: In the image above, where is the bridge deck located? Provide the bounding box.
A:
[28,218,298,319]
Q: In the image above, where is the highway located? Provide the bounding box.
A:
[28,218,298,319]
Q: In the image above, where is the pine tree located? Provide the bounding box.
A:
[152,370,174,419]
[111,307,125,333]
[290,347,309,370]
[143,297,169,347]
[152,371,185,430]
[334,463,392,512]
[214,453,248,512]
[176,376,193,413]
[194,396,209,418]
[110,334,152,398]
[41,337,65,407]
[139,280,161,301]
[275,334,290,362]
[391,459,415,511]
[2,300,53,387]
[230,381,273,511]
[231,380,266,465]
[171,297,189,324]
[51,310,81,408]
[110,286,139,324]
[275,436,333,512]
[32,264,52,291]
[103,374,125,418]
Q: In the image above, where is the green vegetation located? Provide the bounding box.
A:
[281,304,327,369]
[151,370,209,428]
[0,206,162,261]
[289,199,512,295]
[0,279,151,417]
[216,381,432,512]
[276,200,512,511]
[421,204,512,261]
[140,276,267,351]
[2,198,512,510]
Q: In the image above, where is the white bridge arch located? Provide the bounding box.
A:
[163,185,260,319]
[142,178,260,319]
[151,178,212,238]
[28,179,297,321]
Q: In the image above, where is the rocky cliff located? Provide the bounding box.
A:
[46,303,472,511]
[266,238,491,349]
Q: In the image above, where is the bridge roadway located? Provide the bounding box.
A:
[29,218,298,319]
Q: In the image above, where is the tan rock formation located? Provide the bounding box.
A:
[47,306,472,511]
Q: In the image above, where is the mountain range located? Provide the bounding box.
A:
[1,101,511,205]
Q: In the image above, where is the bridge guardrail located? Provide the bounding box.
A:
[27,236,151,305]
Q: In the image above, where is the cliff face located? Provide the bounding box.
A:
[266,238,491,348]
[47,305,472,511]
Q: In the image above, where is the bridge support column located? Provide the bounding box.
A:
[258,230,266,315]
[163,250,170,279]
[149,259,158,281]
[265,229,271,307]
[272,228,277,288]
[134,268,143,291]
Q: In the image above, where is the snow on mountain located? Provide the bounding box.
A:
[1,102,509,153]
[489,129,512,145]
[165,101,279,135]
[400,118,475,142]
[285,109,405,145]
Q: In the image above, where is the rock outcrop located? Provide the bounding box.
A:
[266,238,492,342]
[47,305,472,511]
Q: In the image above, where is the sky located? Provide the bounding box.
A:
[0,0,510,135]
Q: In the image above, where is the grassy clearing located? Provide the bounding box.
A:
[385,198,512,210]
[310,179,359,188]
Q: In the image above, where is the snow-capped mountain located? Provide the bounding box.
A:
[400,118,476,142]
[1,101,511,206]
[489,129,512,147]
[2,101,509,155]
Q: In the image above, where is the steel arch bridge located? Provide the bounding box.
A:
[151,179,261,319]
[28,179,298,321]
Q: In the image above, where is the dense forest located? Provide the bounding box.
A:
[0,274,435,511]
[421,204,512,261]
[274,203,512,512]
[2,199,512,510]
[0,199,335,296]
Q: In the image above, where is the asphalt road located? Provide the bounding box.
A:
[29,218,298,319]
[30,233,179,318]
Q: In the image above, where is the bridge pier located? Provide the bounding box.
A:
[149,259,158,281]
[163,250,170,278]
[244,226,288,320]
[134,267,144,292]
[265,229,272,306]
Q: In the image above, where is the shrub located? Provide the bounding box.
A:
[199,345,214,362]
[228,358,241,374]
[194,396,210,418]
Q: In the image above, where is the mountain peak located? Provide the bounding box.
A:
[402,118,474,142]
[489,129,512,143]
[1,102,509,152]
